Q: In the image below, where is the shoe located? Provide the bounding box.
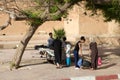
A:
[75,67,79,70]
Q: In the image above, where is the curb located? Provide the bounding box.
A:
[62,74,120,80]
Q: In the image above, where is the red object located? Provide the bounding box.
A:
[98,57,102,66]
[96,75,118,80]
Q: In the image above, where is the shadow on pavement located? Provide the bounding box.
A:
[98,63,117,70]
[98,46,120,57]
[19,60,48,68]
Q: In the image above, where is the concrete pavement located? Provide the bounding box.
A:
[0,48,120,80]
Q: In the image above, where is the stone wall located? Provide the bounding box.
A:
[0,1,120,47]
[108,20,120,35]
[63,5,80,41]
[63,2,120,44]
[63,3,109,41]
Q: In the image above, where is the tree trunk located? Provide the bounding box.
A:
[11,25,39,69]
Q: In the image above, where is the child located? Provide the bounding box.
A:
[73,36,86,69]
[66,43,71,67]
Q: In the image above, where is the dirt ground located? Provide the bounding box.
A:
[0,46,120,80]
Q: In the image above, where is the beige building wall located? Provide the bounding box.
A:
[0,3,120,43]
[64,5,80,36]
[63,5,80,41]
[0,13,63,35]
[79,15,108,35]
[108,20,120,35]
[36,21,63,34]
[63,4,109,41]
[0,14,29,35]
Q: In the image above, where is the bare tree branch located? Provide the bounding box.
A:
[54,2,71,15]
[0,7,27,19]
[43,2,71,20]
[0,14,11,31]
[0,8,15,16]
[0,7,27,31]
[0,7,13,30]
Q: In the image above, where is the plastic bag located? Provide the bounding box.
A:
[98,57,102,66]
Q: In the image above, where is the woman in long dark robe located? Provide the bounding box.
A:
[89,41,98,70]
[52,37,62,68]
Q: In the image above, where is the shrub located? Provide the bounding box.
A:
[53,28,66,40]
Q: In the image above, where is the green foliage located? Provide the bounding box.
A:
[21,0,82,26]
[107,0,120,22]
[85,0,120,23]
[23,10,43,26]
[54,0,63,3]
[52,14,63,20]
[52,0,81,5]
[101,1,120,22]
[22,0,82,25]
[53,28,66,39]
[54,0,66,4]
[50,6,58,13]
[64,0,71,3]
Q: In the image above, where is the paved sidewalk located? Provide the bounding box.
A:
[0,49,120,80]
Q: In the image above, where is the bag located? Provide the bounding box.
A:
[77,58,83,67]
[82,59,91,67]
[98,57,102,66]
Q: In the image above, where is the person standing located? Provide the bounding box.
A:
[89,37,98,70]
[52,37,62,68]
[62,37,67,64]
[73,36,86,69]
[65,42,71,67]
[47,32,54,49]
[62,37,71,67]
